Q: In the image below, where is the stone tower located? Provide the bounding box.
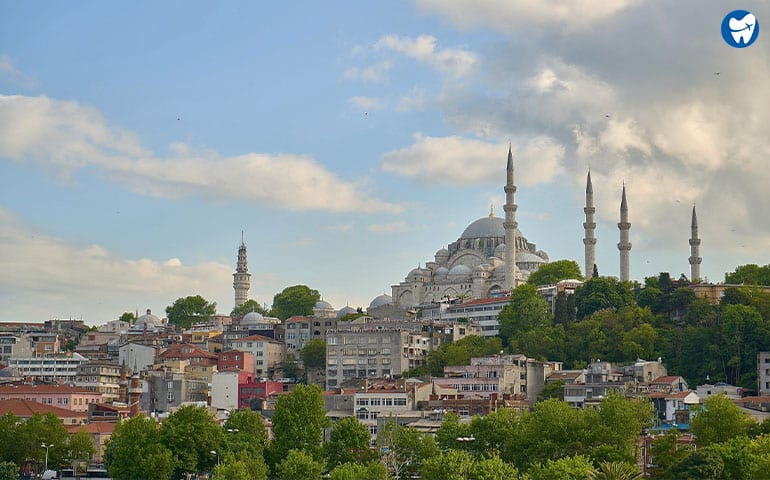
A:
[583,171,597,278]
[233,234,251,308]
[617,183,632,282]
[689,205,702,282]
[503,145,518,291]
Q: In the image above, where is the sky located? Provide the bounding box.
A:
[1,1,769,325]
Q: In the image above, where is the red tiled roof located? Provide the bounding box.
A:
[66,422,116,434]
[652,375,684,384]
[0,399,84,418]
[158,343,217,359]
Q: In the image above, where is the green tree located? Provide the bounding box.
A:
[421,449,474,480]
[537,380,565,402]
[328,462,388,480]
[690,394,753,446]
[528,455,597,480]
[105,415,174,480]
[725,264,770,285]
[13,413,68,470]
[591,394,654,464]
[67,429,97,462]
[435,412,472,452]
[425,335,502,377]
[212,452,268,480]
[301,338,326,371]
[271,384,330,463]
[591,461,643,480]
[165,295,217,329]
[0,461,17,480]
[574,277,634,319]
[119,311,136,325]
[271,285,321,320]
[160,405,225,477]
[669,448,724,479]
[377,421,439,480]
[223,409,268,457]
[470,456,520,480]
[647,431,693,480]
[275,449,324,480]
[230,299,270,318]
[498,284,552,347]
[324,416,375,469]
[527,259,584,286]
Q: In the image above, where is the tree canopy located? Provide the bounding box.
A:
[105,415,174,480]
[271,285,321,320]
[527,259,584,286]
[165,295,217,329]
[270,384,330,463]
[301,338,326,371]
[230,299,270,318]
[725,264,770,285]
[160,405,225,477]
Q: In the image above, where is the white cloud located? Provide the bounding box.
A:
[0,94,403,214]
[367,222,410,233]
[343,61,393,83]
[416,0,642,32]
[348,96,385,111]
[374,34,477,77]
[381,133,564,186]
[0,207,233,323]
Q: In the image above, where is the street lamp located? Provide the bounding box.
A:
[41,443,53,472]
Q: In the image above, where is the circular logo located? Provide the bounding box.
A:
[722,10,759,48]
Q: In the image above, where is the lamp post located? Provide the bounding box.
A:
[41,443,53,472]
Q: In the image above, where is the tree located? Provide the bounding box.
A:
[119,311,136,325]
[223,409,268,457]
[12,412,68,470]
[690,394,753,446]
[470,456,520,480]
[165,295,217,329]
[230,299,270,318]
[67,429,97,463]
[105,415,174,480]
[537,380,565,402]
[527,259,584,286]
[212,452,268,480]
[271,285,321,320]
[275,449,324,480]
[271,384,330,463]
[425,335,502,377]
[324,417,375,469]
[160,405,225,477]
[669,448,724,479]
[528,455,597,480]
[574,277,635,319]
[725,264,770,285]
[421,449,474,480]
[435,412,472,452]
[591,461,643,480]
[0,462,17,480]
[377,421,439,480]
[301,338,326,371]
[329,462,387,480]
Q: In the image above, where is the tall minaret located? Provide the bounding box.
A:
[583,171,597,278]
[689,205,702,282]
[503,145,518,291]
[617,183,632,282]
[233,233,251,308]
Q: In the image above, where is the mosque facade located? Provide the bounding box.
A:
[391,148,549,308]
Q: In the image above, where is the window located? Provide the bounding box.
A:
[356,398,369,406]
[368,358,377,365]
[328,337,338,346]
[394,398,407,406]
[382,348,391,355]
[382,358,390,365]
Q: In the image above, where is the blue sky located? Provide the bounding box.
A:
[1,1,769,324]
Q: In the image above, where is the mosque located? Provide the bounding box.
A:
[232,147,703,313]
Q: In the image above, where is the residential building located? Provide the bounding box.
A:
[354,381,411,441]
[759,351,770,395]
[118,342,157,373]
[217,350,254,375]
[211,369,253,411]
[0,398,88,425]
[238,380,284,411]
[0,333,33,364]
[8,353,89,383]
[74,361,122,403]
[696,382,743,399]
[0,383,102,411]
[229,335,284,376]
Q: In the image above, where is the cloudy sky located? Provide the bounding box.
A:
[1,1,768,324]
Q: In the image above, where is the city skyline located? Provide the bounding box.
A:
[1,1,769,324]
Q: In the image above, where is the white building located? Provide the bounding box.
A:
[118,343,157,374]
[210,370,243,411]
[8,353,89,383]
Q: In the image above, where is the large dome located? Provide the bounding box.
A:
[369,294,392,309]
[461,216,522,239]
[131,309,162,332]
[242,311,265,325]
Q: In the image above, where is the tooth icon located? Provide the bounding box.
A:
[729,13,756,45]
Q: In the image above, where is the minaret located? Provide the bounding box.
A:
[233,233,251,308]
[617,183,632,282]
[689,205,702,282]
[503,145,518,290]
[583,171,597,278]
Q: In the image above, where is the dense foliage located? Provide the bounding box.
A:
[165,295,217,329]
[527,259,584,286]
[271,285,321,320]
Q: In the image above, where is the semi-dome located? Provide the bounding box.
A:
[518,251,547,264]
[336,305,357,318]
[242,311,265,325]
[369,294,392,309]
[435,266,449,276]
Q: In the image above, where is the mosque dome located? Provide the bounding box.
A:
[242,311,265,325]
[336,306,357,318]
[434,247,450,264]
[461,216,523,240]
[448,264,472,277]
[493,244,506,259]
[369,294,392,309]
[314,300,335,317]
[435,266,449,277]
[131,309,162,332]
